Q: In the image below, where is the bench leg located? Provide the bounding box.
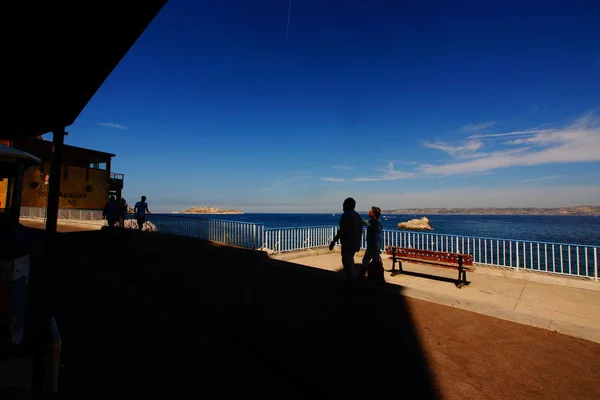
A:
[456,267,470,289]
[390,260,403,277]
[389,257,397,275]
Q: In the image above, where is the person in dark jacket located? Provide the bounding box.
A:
[329,197,364,288]
[362,206,383,277]
[102,195,120,227]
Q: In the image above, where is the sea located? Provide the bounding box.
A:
[163,213,600,246]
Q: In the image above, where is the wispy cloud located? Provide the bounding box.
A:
[421,112,600,176]
[350,111,600,182]
[467,129,552,139]
[354,161,416,181]
[458,171,495,178]
[520,174,568,184]
[99,122,127,130]
[460,121,495,133]
[321,177,345,182]
[423,139,483,158]
[333,165,355,170]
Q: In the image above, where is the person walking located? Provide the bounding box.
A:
[329,197,364,290]
[133,196,151,231]
[362,206,383,283]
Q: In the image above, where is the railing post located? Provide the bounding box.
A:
[516,241,520,270]
[277,230,281,253]
[594,248,598,282]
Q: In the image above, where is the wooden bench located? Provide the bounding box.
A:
[385,246,474,288]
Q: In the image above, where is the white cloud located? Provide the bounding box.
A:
[420,113,600,176]
[354,161,416,181]
[321,177,345,182]
[520,174,567,184]
[351,111,600,182]
[467,129,552,139]
[460,121,495,133]
[99,122,128,130]
[333,165,355,170]
[423,139,483,158]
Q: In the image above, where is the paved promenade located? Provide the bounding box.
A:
[275,249,600,343]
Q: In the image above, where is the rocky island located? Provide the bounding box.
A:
[397,216,433,231]
[174,206,244,215]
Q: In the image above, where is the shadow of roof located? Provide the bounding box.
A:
[39,228,439,398]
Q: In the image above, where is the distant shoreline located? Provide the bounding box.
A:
[177,212,244,215]
[383,213,595,216]
[172,206,244,215]
[382,206,599,216]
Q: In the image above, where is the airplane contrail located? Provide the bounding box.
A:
[286,0,292,46]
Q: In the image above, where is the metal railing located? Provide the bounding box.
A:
[17,208,599,280]
[261,225,598,281]
[263,226,339,252]
[109,172,124,181]
[379,230,599,280]
[146,214,265,249]
[20,206,104,221]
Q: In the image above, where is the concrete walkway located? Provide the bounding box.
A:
[275,250,600,344]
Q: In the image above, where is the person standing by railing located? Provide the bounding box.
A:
[329,197,363,291]
[134,196,151,231]
[362,206,383,278]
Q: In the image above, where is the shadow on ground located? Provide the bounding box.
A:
[396,270,469,287]
[33,227,440,399]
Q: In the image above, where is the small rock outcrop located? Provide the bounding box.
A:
[124,219,158,232]
[397,216,433,231]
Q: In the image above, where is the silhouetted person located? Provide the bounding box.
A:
[119,197,128,228]
[134,196,150,231]
[329,197,363,290]
[362,206,383,277]
[102,195,120,227]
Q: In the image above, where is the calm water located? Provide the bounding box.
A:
[162,213,600,246]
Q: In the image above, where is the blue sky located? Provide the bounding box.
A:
[60,0,599,212]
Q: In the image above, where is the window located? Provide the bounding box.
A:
[89,161,107,170]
